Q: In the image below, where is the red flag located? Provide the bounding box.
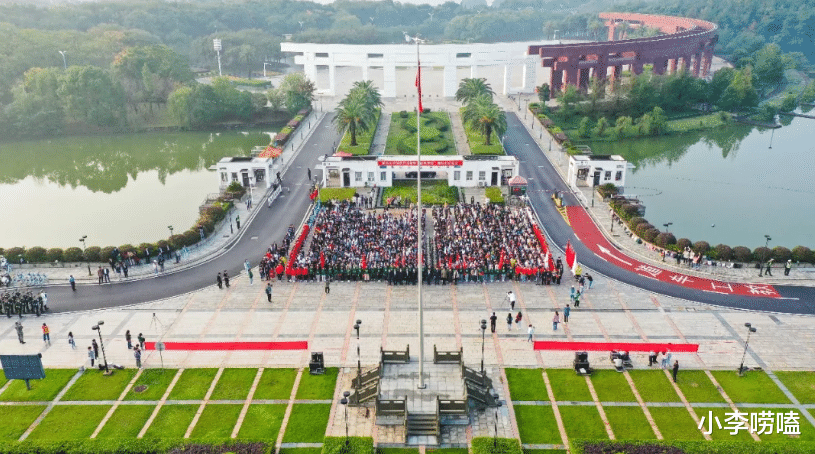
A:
[415,61,423,113]
[565,241,577,274]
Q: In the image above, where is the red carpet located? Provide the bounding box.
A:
[144,341,308,351]
[566,206,780,298]
[534,341,698,352]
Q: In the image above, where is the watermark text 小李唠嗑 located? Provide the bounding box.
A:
[698,410,800,435]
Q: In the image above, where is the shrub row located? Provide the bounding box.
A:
[321,437,374,454]
[0,439,272,454]
[472,437,522,454]
[485,186,505,204]
[572,440,815,454]
[609,198,814,263]
[273,107,311,146]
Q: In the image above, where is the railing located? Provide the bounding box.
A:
[437,396,468,416]
[461,364,493,390]
[381,345,410,363]
[352,366,381,389]
[349,383,378,406]
[376,397,407,416]
[433,345,463,365]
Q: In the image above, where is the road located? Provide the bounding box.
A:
[44,112,343,313]
[501,112,815,315]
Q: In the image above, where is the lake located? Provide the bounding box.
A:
[587,113,815,250]
[0,129,273,248]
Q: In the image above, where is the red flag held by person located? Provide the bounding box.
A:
[565,240,577,274]
[415,60,423,113]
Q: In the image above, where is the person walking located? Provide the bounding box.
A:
[265,282,273,302]
[489,312,497,333]
[97,266,104,284]
[325,277,330,294]
[573,291,581,308]
[88,346,96,367]
[662,351,672,369]
[507,291,516,310]
[248,267,254,285]
[69,275,76,291]
[564,304,570,323]
[216,272,223,289]
[506,312,513,331]
[570,285,575,302]
[784,260,792,276]
[236,215,241,230]
[307,168,312,181]
[765,258,774,276]
[137,333,145,349]
[42,323,51,346]
[244,259,251,272]
[103,267,110,283]
[92,339,99,359]
[672,360,679,383]
[223,271,230,288]
[552,311,560,330]
[586,273,593,289]
[15,321,25,344]
[68,332,76,349]
[527,324,535,342]
[515,311,523,330]
[134,345,142,368]
[125,330,132,349]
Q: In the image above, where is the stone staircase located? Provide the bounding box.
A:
[405,412,440,445]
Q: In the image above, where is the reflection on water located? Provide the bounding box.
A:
[0,130,272,247]
[587,115,815,248]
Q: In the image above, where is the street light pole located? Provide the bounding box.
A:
[58,51,67,70]
[92,321,110,374]
[80,235,90,276]
[480,319,487,374]
[168,225,174,240]
[493,396,503,450]
[340,391,350,446]
[738,323,757,375]
[760,235,771,276]
[354,319,362,378]
[663,222,672,233]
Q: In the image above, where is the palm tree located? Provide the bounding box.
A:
[455,78,494,104]
[350,80,383,110]
[461,94,507,146]
[333,92,375,146]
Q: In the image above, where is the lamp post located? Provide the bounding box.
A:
[480,319,487,374]
[493,395,502,450]
[340,391,351,446]
[263,62,274,79]
[79,235,91,276]
[354,319,362,377]
[759,235,771,276]
[91,321,110,374]
[663,222,672,233]
[168,225,174,239]
[58,51,67,70]
[738,323,757,375]
[213,38,222,77]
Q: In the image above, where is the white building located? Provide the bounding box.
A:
[280,41,549,98]
[320,155,519,188]
[567,154,628,191]
[217,156,279,190]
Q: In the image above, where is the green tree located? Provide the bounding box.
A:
[718,66,759,111]
[58,65,126,127]
[779,94,797,112]
[614,116,632,138]
[710,68,736,104]
[587,77,605,115]
[351,80,384,110]
[455,78,494,104]
[557,84,580,117]
[536,83,550,102]
[577,116,592,138]
[592,117,609,137]
[751,44,785,95]
[168,85,193,127]
[266,87,285,111]
[649,106,667,135]
[461,94,507,146]
[333,91,375,146]
[111,44,193,107]
[278,73,315,114]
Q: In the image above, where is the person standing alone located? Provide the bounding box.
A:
[489,312,497,333]
[552,311,560,330]
[134,345,142,368]
[15,321,25,344]
[265,282,273,302]
[672,360,679,382]
[564,304,570,323]
[42,323,50,346]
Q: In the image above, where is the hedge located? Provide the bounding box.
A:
[319,188,357,202]
[485,186,504,204]
[0,439,274,454]
[471,437,523,454]
[571,440,815,454]
[321,437,374,454]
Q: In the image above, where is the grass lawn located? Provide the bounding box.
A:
[27,405,110,440]
[282,404,331,443]
[319,188,357,203]
[0,405,45,441]
[210,368,259,400]
[237,404,287,439]
[427,449,469,454]
[61,368,138,401]
[254,368,298,400]
[96,404,155,438]
[522,450,566,454]
[385,112,455,155]
[506,369,547,401]
[695,407,755,441]
[338,109,380,155]
[514,405,561,444]
[142,404,198,438]
[0,369,76,402]
[125,369,178,401]
[280,449,323,454]
[590,370,636,402]
[381,181,459,205]
[190,404,242,439]
[167,368,218,401]
[558,405,609,440]
[295,368,338,400]
[775,371,815,404]
[675,370,725,403]
[462,116,504,155]
[649,406,705,441]
[378,449,419,454]
[545,369,592,402]
[603,406,657,440]
[746,407,815,442]
[710,370,790,404]
[628,370,680,402]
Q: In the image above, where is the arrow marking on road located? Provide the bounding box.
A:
[596,245,633,266]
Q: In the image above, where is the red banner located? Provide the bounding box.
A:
[377,160,463,167]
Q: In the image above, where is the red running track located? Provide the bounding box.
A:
[534,340,698,352]
[566,206,780,298]
[144,341,308,351]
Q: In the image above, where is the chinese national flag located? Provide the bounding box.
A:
[415,61,423,113]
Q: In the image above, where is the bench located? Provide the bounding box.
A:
[433,345,463,365]
[381,345,409,363]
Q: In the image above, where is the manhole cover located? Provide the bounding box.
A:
[133,385,148,393]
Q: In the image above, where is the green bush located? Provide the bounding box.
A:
[753,246,771,262]
[83,246,101,262]
[182,229,201,246]
[654,232,676,247]
[119,244,137,256]
[5,247,25,261]
[570,440,815,454]
[24,246,47,263]
[485,186,504,204]
[322,437,374,454]
[693,241,710,255]
[45,248,63,262]
[676,238,692,250]
[791,246,813,263]
[628,217,648,228]
[714,244,733,261]
[319,188,357,202]
[643,227,660,242]
[773,246,792,262]
[63,247,83,262]
[635,222,654,237]
[472,438,522,454]
[0,439,273,454]
[399,111,409,118]
[733,246,753,262]
[99,246,116,262]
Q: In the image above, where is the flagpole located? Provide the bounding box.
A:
[414,34,426,390]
